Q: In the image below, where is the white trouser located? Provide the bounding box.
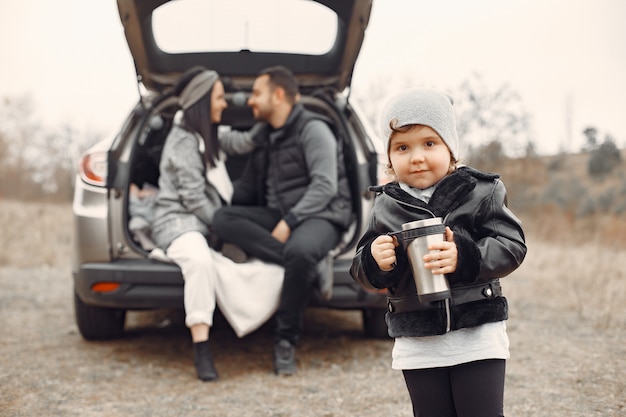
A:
[166,231,216,328]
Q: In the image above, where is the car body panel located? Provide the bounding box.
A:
[71,183,110,268]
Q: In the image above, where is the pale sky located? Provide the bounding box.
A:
[1,0,625,155]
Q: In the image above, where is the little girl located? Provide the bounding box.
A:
[350,88,527,416]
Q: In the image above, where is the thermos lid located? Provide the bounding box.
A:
[401,217,442,231]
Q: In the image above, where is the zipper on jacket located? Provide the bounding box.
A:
[395,199,437,218]
[444,298,451,332]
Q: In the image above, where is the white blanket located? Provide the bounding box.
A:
[211,250,284,337]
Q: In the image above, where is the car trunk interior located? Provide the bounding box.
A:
[126,90,364,259]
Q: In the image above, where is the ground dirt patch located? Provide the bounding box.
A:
[0,201,624,416]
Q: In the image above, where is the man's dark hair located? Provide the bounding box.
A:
[258,65,299,104]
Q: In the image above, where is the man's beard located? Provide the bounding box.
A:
[252,106,271,122]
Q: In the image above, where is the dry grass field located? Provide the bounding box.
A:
[0,200,73,268]
[1,198,625,415]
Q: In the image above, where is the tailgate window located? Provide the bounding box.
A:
[153,0,337,55]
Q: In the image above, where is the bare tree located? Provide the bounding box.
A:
[0,95,41,198]
[0,95,103,201]
[351,75,389,134]
[453,72,531,159]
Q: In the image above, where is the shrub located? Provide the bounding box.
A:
[541,178,585,211]
[577,198,596,216]
[588,138,622,180]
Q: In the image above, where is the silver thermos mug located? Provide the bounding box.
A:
[399,217,451,302]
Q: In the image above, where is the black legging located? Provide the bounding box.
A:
[402,359,506,417]
[213,205,341,345]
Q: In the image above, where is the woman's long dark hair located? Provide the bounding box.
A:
[184,95,220,169]
[174,67,220,169]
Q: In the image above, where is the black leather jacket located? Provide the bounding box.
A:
[350,166,527,337]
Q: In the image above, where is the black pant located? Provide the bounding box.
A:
[213,206,341,345]
[402,359,506,417]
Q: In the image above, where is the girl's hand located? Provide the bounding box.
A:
[371,234,399,272]
[423,226,458,275]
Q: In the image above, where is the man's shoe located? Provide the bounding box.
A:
[273,339,297,375]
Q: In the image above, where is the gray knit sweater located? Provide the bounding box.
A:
[151,122,258,249]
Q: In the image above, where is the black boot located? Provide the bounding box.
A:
[273,339,297,376]
[193,340,219,382]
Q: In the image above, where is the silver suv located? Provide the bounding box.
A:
[72,0,387,340]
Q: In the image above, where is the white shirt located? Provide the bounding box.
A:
[392,321,510,370]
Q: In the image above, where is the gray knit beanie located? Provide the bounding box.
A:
[380,88,459,160]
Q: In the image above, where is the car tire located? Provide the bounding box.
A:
[74,291,126,340]
[362,308,389,339]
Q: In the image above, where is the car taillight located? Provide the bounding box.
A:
[79,151,107,187]
[91,282,121,293]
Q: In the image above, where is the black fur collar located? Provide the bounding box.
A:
[371,167,499,218]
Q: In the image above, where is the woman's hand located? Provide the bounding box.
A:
[371,234,399,272]
[423,226,458,275]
